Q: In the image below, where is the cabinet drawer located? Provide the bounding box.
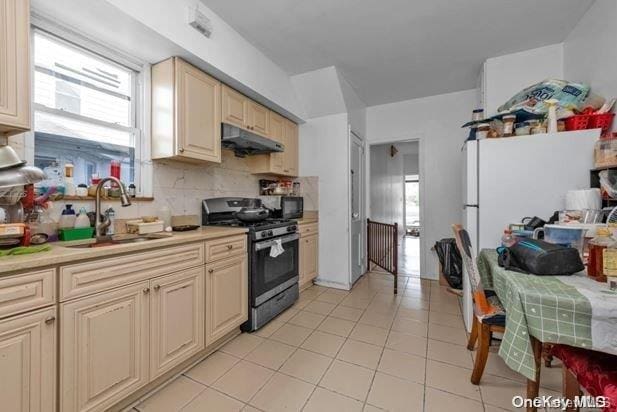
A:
[60,243,204,301]
[299,223,318,237]
[205,235,247,263]
[0,269,55,319]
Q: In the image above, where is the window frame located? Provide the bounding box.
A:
[29,14,153,197]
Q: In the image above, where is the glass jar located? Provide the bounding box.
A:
[588,227,615,281]
[502,114,516,137]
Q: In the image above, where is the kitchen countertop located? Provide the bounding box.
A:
[0,227,248,275]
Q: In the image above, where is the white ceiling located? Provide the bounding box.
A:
[201,0,593,106]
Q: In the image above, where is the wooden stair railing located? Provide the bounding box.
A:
[367,219,398,294]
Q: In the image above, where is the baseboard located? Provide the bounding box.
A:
[314,277,351,290]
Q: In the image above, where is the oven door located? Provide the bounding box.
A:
[251,233,299,306]
[281,197,303,219]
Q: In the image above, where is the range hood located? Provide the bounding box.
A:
[221,123,284,157]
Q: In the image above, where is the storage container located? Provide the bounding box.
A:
[588,113,615,137]
[58,227,95,241]
[594,138,617,168]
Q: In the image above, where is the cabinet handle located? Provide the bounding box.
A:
[208,269,214,274]
[45,316,56,325]
[179,148,184,153]
[227,245,233,250]
[153,284,161,291]
[143,287,150,294]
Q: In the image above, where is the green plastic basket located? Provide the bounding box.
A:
[58,227,95,241]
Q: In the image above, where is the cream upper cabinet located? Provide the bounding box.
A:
[0,307,56,412]
[149,267,205,379]
[205,254,248,346]
[283,120,299,176]
[246,101,269,136]
[221,84,247,128]
[61,282,150,412]
[267,111,285,173]
[0,0,31,135]
[152,57,221,163]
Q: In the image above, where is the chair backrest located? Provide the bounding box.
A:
[451,224,498,316]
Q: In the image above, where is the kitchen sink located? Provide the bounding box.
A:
[63,233,172,249]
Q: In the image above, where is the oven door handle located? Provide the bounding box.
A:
[254,233,299,251]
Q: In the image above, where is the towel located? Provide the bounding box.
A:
[269,239,285,258]
[0,245,52,257]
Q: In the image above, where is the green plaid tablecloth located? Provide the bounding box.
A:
[477,249,594,380]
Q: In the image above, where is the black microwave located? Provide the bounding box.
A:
[259,196,303,219]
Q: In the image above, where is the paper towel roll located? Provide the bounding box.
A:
[565,189,601,210]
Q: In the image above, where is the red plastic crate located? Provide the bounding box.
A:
[588,113,615,137]
[564,115,590,131]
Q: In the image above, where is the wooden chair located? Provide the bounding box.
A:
[452,224,506,385]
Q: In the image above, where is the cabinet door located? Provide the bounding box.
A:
[150,267,204,379]
[205,255,248,346]
[0,307,56,412]
[176,58,221,162]
[303,235,318,282]
[283,120,299,176]
[61,282,149,412]
[221,85,247,128]
[246,101,269,136]
[268,111,285,173]
[0,0,31,134]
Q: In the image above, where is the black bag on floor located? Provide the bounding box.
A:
[434,238,462,289]
[497,238,584,276]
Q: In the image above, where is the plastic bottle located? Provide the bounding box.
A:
[157,205,172,230]
[74,207,91,228]
[501,229,517,247]
[105,208,116,235]
[58,205,76,229]
[588,227,615,281]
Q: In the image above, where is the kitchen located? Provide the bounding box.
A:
[1,0,617,411]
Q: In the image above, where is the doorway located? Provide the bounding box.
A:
[367,140,422,277]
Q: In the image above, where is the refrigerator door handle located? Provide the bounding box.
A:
[463,204,479,209]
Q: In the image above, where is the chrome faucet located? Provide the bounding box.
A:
[95,176,132,240]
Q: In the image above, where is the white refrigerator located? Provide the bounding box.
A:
[461,129,600,330]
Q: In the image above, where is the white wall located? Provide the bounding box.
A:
[483,43,564,116]
[291,67,347,119]
[299,113,351,288]
[369,144,404,237]
[103,0,305,120]
[337,71,367,138]
[564,0,617,131]
[404,154,419,176]
[367,89,476,279]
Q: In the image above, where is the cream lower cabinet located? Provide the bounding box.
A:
[60,282,150,412]
[205,254,248,346]
[299,232,318,289]
[0,307,56,412]
[150,267,204,379]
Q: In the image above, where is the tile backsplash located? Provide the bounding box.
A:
[53,150,261,220]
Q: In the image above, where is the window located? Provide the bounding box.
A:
[405,175,420,229]
[33,31,144,193]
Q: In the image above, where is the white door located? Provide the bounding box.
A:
[350,131,365,285]
[461,140,478,332]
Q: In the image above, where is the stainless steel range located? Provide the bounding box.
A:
[202,197,299,331]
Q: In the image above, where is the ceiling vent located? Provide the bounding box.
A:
[187,5,212,38]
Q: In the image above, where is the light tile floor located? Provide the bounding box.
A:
[134,273,567,412]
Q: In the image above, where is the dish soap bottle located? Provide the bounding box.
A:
[105,207,116,235]
[74,207,91,228]
[588,227,614,281]
[58,205,76,229]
